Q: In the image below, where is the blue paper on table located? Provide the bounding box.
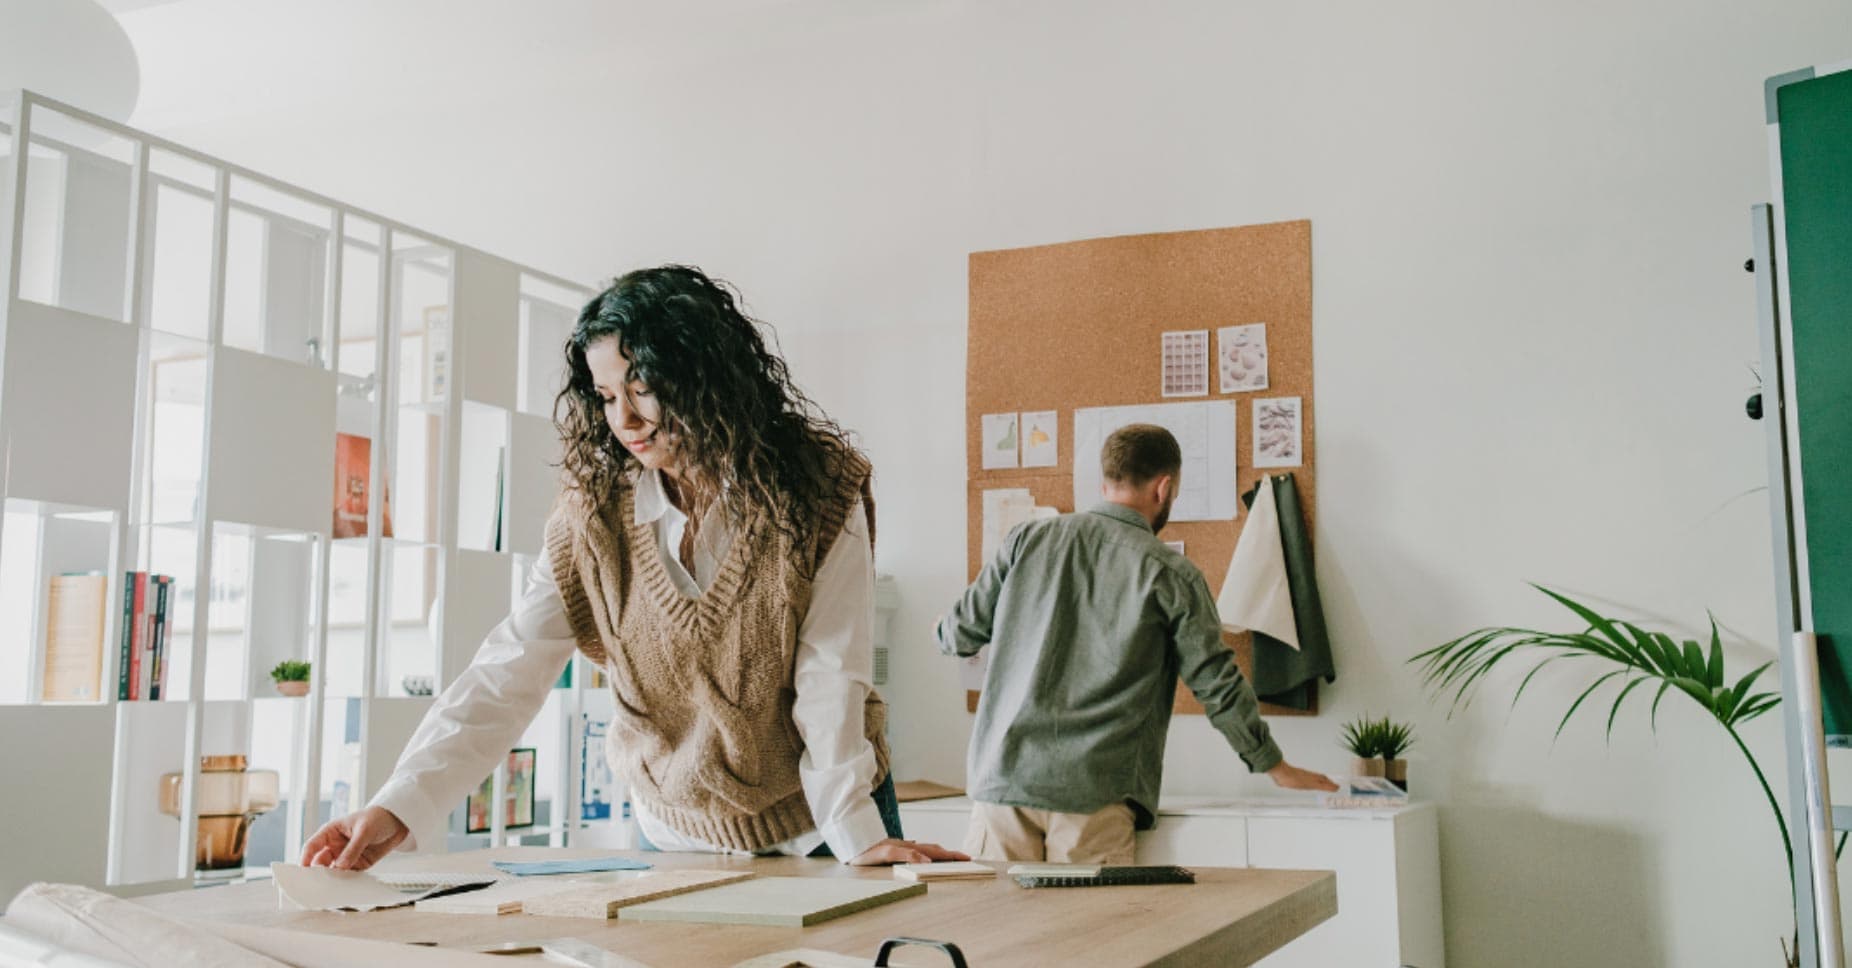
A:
[491,857,654,876]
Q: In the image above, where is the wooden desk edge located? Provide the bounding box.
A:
[1152,871,1338,968]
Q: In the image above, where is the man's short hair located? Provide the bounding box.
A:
[1101,424,1182,484]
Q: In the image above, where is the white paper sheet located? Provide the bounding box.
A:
[270,863,487,912]
[980,413,1019,470]
[967,489,1055,693]
[4,882,288,968]
[981,488,1034,564]
[1253,396,1302,468]
[1216,481,1299,649]
[1071,401,1238,522]
[1020,410,1058,468]
[1218,323,1269,393]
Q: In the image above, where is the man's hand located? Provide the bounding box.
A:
[848,838,971,866]
[1266,761,1339,792]
[300,806,410,871]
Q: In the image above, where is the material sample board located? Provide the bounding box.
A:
[619,876,926,927]
[522,870,755,919]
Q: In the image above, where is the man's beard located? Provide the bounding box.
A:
[1152,495,1174,533]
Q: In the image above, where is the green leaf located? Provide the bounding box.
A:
[1607,676,1652,742]
[1650,680,1674,733]
[1708,639,1725,690]
[1513,656,1565,707]
[1668,676,1716,716]
[1720,662,1773,724]
[1534,585,1634,652]
[1737,695,1782,724]
[1557,669,1628,741]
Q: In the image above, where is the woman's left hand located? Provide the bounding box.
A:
[848,838,971,866]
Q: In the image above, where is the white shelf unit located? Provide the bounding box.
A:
[0,89,593,899]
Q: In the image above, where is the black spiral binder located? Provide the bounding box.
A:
[1011,865,1196,888]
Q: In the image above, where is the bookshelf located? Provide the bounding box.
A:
[0,89,596,898]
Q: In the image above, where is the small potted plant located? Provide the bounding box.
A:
[270,660,311,697]
[1340,715,1388,778]
[1339,715,1417,790]
[1379,719,1416,792]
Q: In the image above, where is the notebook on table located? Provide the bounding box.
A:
[1010,865,1196,888]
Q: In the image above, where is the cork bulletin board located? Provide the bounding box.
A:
[965,220,1316,717]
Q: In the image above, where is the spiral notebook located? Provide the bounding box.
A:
[1010,865,1196,888]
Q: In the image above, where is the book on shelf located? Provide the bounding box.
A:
[148,575,173,700]
[42,572,108,702]
[333,431,394,539]
[116,572,135,701]
[115,571,175,701]
[124,572,146,701]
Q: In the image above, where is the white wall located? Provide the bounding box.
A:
[102,1,1852,963]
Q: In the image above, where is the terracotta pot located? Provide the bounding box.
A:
[274,680,309,697]
[1384,758,1408,792]
[1352,756,1386,778]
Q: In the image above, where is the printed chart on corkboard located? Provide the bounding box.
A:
[965,221,1316,716]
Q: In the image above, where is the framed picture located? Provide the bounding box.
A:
[465,747,536,833]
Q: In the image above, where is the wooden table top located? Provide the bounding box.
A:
[135,847,1335,968]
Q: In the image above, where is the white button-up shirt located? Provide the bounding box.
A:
[369,469,889,862]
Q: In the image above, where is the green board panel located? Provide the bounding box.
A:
[1777,69,1852,735]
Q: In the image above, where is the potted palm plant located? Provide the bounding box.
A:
[1411,584,1827,967]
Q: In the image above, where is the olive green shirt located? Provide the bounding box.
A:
[936,502,1283,826]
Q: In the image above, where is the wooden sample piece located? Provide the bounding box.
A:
[894,861,996,882]
[521,869,754,919]
[412,877,578,915]
[892,780,964,802]
[619,876,927,927]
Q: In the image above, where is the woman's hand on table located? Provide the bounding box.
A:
[300,805,410,871]
[848,838,971,866]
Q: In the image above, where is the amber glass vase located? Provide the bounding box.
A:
[158,755,280,876]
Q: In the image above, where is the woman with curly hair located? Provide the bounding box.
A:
[302,266,964,868]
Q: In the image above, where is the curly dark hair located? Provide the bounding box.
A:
[555,265,861,550]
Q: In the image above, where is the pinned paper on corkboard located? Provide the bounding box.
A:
[965,221,1317,717]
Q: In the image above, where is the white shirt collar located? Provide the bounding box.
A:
[632,468,680,526]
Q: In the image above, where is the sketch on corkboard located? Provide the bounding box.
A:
[964,221,1318,717]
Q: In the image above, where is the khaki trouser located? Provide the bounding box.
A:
[962,801,1137,865]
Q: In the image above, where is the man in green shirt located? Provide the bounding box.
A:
[936,424,1335,864]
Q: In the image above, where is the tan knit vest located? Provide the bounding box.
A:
[545,455,891,853]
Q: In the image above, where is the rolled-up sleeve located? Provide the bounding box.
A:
[934,526,1020,658]
[791,499,891,862]
[368,554,578,849]
[1165,568,1283,773]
